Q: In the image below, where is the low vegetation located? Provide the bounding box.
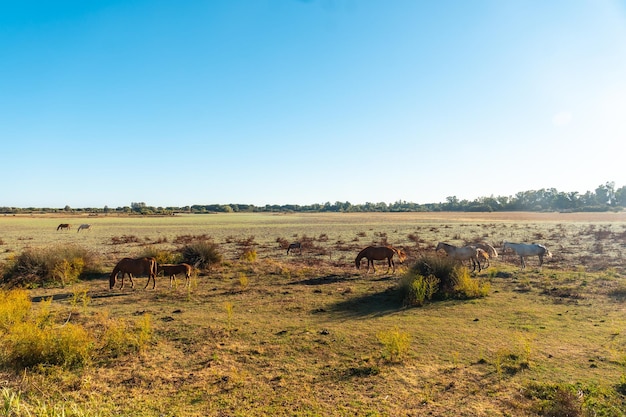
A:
[0,212,624,416]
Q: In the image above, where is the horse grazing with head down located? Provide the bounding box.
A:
[286,242,301,255]
[109,257,158,290]
[435,242,483,272]
[77,224,91,233]
[503,242,552,269]
[355,246,406,273]
[57,223,71,231]
[158,263,193,288]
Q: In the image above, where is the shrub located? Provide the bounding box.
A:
[2,316,93,369]
[141,248,182,265]
[377,326,411,363]
[0,289,93,369]
[399,254,489,304]
[400,274,439,307]
[2,245,99,288]
[240,249,257,263]
[0,289,31,331]
[180,240,222,270]
[525,383,583,417]
[453,268,491,299]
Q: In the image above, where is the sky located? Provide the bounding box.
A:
[2,0,625,208]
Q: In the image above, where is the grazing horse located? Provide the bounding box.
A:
[286,242,302,255]
[158,263,192,288]
[109,257,158,290]
[57,223,71,231]
[435,242,482,272]
[355,246,406,273]
[502,242,552,269]
[77,224,91,233]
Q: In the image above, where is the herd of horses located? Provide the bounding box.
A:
[107,238,551,291]
[353,240,551,274]
[56,223,91,232]
[293,239,551,275]
[109,257,192,290]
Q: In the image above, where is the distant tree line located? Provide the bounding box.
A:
[1,182,624,215]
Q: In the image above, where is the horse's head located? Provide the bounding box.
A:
[435,242,444,252]
[109,271,117,289]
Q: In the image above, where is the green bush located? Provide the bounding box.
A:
[399,254,489,305]
[400,273,439,307]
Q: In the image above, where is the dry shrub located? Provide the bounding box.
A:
[110,235,140,244]
[2,245,99,288]
[180,240,222,270]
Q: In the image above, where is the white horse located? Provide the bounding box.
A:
[435,242,483,272]
[77,224,91,233]
[502,241,552,268]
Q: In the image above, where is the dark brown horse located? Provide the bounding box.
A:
[355,246,406,273]
[57,223,71,231]
[157,263,192,288]
[286,242,301,255]
[109,257,158,290]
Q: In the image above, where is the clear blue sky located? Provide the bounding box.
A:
[2,1,625,208]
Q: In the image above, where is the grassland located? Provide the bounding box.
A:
[0,211,625,416]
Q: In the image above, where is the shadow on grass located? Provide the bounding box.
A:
[328,286,403,319]
[290,274,358,286]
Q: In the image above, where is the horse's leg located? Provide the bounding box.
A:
[519,256,525,269]
[128,273,135,289]
[538,254,544,267]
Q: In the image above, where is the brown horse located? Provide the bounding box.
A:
[57,223,71,231]
[286,242,301,255]
[109,257,158,290]
[157,263,192,288]
[355,246,406,273]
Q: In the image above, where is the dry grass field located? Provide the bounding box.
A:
[1,211,625,416]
